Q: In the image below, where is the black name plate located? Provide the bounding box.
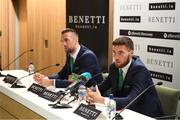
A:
[3,74,17,84]
[38,89,61,102]
[74,103,101,120]
[27,83,45,95]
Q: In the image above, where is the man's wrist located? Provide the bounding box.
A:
[99,96,105,104]
[104,97,110,106]
[51,79,56,86]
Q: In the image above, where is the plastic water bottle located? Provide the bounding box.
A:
[106,94,116,119]
[28,62,35,75]
[78,84,87,104]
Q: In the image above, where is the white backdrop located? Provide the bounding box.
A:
[113,0,180,115]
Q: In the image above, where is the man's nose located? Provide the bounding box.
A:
[114,54,119,59]
[62,42,67,46]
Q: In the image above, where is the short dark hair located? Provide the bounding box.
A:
[112,36,134,50]
[61,28,78,36]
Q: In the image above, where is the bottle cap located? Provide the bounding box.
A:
[109,94,114,99]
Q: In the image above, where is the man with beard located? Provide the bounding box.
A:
[34,28,103,88]
[87,36,164,117]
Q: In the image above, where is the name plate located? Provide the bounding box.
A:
[38,89,61,102]
[27,83,45,95]
[3,74,17,84]
[74,103,101,120]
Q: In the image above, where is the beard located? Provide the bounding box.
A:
[115,55,131,68]
[65,47,75,54]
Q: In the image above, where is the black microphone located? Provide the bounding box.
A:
[10,63,60,88]
[66,71,103,95]
[65,72,91,92]
[50,72,104,109]
[83,72,102,87]
[0,49,34,77]
[50,72,93,108]
[113,82,163,120]
[65,71,103,91]
[65,80,82,92]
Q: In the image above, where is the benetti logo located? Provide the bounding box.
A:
[147,58,173,68]
[68,15,106,29]
[69,15,106,24]
[134,44,140,51]
[149,2,175,10]
[120,16,141,23]
[148,16,175,23]
[120,4,142,11]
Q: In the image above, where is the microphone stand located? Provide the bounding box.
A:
[112,82,163,120]
[0,49,34,77]
[50,72,103,109]
[11,63,60,88]
[67,93,78,104]
[49,91,72,108]
[0,68,6,77]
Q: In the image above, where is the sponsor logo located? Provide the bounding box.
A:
[148,16,175,23]
[68,15,106,29]
[163,33,180,40]
[150,71,172,82]
[149,2,175,10]
[120,29,180,40]
[120,16,140,23]
[147,45,173,55]
[126,30,153,37]
[120,4,142,11]
[147,58,173,68]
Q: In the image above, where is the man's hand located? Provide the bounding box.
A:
[33,73,44,80]
[33,73,54,87]
[87,85,105,104]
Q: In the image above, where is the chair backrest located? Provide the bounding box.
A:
[155,86,180,115]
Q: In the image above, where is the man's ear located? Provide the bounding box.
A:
[130,50,134,54]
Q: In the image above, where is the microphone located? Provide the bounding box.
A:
[49,90,72,108]
[83,72,102,87]
[50,72,92,109]
[113,82,163,120]
[0,49,34,77]
[65,72,92,92]
[10,63,60,88]
[64,71,102,92]
[80,72,92,80]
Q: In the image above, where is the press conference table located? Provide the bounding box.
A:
[0,70,155,120]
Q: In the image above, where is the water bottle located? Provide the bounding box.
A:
[78,84,87,104]
[28,62,35,75]
[106,94,116,119]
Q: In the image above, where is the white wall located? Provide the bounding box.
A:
[114,0,180,116]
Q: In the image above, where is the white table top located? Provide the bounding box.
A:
[0,70,155,120]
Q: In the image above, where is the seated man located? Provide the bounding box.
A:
[34,28,103,88]
[87,36,165,117]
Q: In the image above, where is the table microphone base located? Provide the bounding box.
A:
[51,103,72,109]
[11,83,26,88]
[0,73,6,77]
[113,113,123,120]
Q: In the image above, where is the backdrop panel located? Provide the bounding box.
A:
[114,0,180,90]
[66,0,109,71]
